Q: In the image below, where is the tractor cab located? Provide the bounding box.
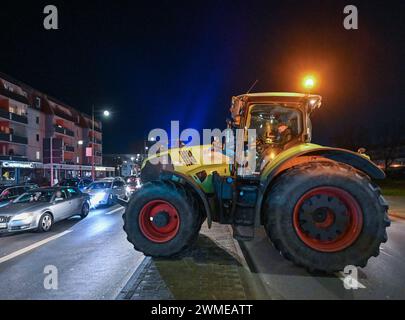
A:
[229,93,322,171]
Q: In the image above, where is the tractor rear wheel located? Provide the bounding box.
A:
[123,181,202,257]
[264,161,390,273]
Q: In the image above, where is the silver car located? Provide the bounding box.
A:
[84,178,127,208]
[0,187,90,233]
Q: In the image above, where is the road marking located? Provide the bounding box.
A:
[381,249,396,259]
[337,271,366,289]
[105,207,125,215]
[0,230,72,264]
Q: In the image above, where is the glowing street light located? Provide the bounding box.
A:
[103,110,111,117]
[303,75,315,91]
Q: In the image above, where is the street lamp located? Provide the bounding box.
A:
[302,75,316,93]
[91,106,111,180]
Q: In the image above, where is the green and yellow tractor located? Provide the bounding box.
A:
[123,92,390,273]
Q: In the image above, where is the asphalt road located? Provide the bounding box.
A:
[0,204,144,300]
[241,216,405,300]
[1,201,404,300]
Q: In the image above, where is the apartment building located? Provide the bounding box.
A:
[0,72,114,185]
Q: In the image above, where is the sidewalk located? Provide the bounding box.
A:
[386,196,405,220]
[117,223,269,300]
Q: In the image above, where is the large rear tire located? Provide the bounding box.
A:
[123,181,202,257]
[264,161,390,273]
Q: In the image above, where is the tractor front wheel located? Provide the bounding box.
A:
[123,181,202,257]
[264,162,390,273]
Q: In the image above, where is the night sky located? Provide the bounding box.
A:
[0,0,404,153]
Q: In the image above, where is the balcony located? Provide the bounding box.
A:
[54,125,75,137]
[89,138,102,145]
[0,132,28,145]
[0,109,28,124]
[93,126,102,133]
[0,87,30,105]
[64,145,75,152]
[54,109,75,122]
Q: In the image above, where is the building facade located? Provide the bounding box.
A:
[0,72,114,185]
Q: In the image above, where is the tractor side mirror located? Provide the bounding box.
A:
[307,98,322,114]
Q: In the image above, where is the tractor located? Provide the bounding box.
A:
[123,92,390,273]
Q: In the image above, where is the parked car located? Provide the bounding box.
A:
[125,176,141,197]
[57,178,93,191]
[0,187,90,233]
[84,177,127,208]
[0,184,39,208]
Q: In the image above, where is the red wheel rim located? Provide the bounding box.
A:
[139,200,180,243]
[293,187,363,252]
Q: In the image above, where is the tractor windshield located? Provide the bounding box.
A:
[248,104,302,147]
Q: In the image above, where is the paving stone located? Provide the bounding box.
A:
[119,222,268,300]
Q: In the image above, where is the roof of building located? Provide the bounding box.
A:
[0,71,102,129]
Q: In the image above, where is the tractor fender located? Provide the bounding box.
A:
[160,170,213,228]
[255,147,385,226]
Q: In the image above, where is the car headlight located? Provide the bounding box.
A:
[92,192,107,202]
[11,212,34,222]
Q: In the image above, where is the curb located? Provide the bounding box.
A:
[237,237,285,300]
[115,256,151,300]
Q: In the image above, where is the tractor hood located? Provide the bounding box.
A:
[141,144,231,193]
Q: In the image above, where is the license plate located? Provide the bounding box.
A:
[0,223,7,229]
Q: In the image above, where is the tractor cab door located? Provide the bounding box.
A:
[244,103,304,173]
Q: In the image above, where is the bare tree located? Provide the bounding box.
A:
[371,119,405,171]
[332,119,405,172]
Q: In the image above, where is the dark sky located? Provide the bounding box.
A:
[0,0,404,153]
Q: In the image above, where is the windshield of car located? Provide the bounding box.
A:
[248,104,302,146]
[59,179,79,187]
[14,190,54,203]
[88,182,112,190]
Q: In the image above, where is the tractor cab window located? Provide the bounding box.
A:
[248,104,302,148]
[248,104,303,171]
